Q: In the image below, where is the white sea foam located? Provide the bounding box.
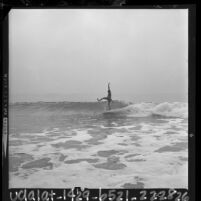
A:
[9,101,188,188]
[105,102,188,118]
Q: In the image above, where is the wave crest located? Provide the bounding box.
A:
[108,102,188,118]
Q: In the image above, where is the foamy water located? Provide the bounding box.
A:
[9,101,188,188]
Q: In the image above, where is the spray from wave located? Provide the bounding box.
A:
[109,102,188,118]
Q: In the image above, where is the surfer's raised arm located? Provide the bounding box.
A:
[108,82,110,90]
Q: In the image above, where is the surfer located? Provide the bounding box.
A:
[97,83,112,110]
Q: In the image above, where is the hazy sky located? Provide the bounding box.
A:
[9,9,188,103]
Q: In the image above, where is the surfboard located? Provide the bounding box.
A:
[103,110,116,114]
[102,107,125,115]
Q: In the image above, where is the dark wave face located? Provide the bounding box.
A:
[9,100,130,115]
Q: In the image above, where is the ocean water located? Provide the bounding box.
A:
[9,101,188,188]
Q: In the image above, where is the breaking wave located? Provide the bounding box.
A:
[120,102,188,118]
[10,101,188,118]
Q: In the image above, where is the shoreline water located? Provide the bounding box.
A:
[9,101,188,188]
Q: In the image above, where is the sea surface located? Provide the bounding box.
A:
[9,101,188,188]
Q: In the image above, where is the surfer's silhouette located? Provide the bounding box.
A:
[97,83,112,110]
